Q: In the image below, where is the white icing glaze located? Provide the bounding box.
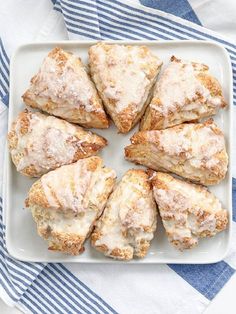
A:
[152,173,226,250]
[31,49,101,113]
[94,171,156,256]
[90,44,162,113]
[12,112,95,174]
[40,158,116,213]
[149,122,226,171]
[41,160,93,212]
[31,161,116,243]
[150,58,223,116]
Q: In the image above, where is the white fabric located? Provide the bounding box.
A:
[67,263,208,314]
[0,1,235,314]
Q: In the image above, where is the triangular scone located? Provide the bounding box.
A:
[8,110,107,177]
[88,43,162,133]
[140,56,227,130]
[149,171,228,250]
[91,169,157,260]
[25,157,116,255]
[22,47,109,128]
[125,119,228,185]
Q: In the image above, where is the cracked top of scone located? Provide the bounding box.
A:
[22,47,109,128]
[91,169,157,260]
[89,42,162,133]
[140,55,227,130]
[8,110,107,177]
[149,171,228,251]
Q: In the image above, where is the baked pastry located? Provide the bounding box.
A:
[140,56,227,130]
[125,119,228,185]
[88,43,162,133]
[25,157,116,255]
[22,47,109,128]
[149,171,228,250]
[8,110,107,177]
[91,169,157,260]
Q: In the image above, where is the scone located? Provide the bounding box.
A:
[91,169,157,260]
[22,47,109,128]
[25,157,116,255]
[140,56,227,130]
[8,110,107,177]
[88,43,162,133]
[149,171,228,250]
[125,119,228,185]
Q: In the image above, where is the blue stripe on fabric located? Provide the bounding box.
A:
[22,294,47,314]
[5,257,43,277]
[140,0,201,25]
[67,6,180,40]
[61,0,99,15]
[96,11,184,40]
[46,265,99,314]
[0,38,10,63]
[47,265,107,314]
[0,263,21,297]
[32,274,72,314]
[24,290,54,314]
[29,282,65,314]
[61,9,100,29]
[0,39,10,101]
[95,0,236,65]
[169,262,235,300]
[0,277,18,302]
[100,0,236,54]
[0,254,30,292]
[67,26,101,39]
[0,51,10,77]
[63,0,98,9]
[26,284,62,314]
[1,260,33,284]
[0,83,8,98]
[37,270,87,314]
[64,20,101,36]
[19,298,40,314]
[56,264,118,314]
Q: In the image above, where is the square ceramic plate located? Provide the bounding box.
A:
[4,40,232,263]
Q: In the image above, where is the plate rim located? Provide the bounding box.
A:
[4,39,233,264]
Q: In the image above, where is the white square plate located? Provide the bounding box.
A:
[4,40,233,263]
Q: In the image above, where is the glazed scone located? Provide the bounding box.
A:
[22,47,109,128]
[140,56,227,130]
[89,43,162,133]
[125,119,228,185]
[91,169,157,260]
[25,157,116,255]
[8,110,107,177]
[149,171,228,250]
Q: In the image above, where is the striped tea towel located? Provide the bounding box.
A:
[0,0,236,313]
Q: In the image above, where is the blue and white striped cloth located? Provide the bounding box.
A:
[1,1,236,313]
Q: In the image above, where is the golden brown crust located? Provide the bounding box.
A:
[91,169,157,260]
[89,43,162,133]
[149,171,228,250]
[22,47,109,129]
[125,120,228,185]
[8,110,107,177]
[26,157,116,255]
[140,56,227,131]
